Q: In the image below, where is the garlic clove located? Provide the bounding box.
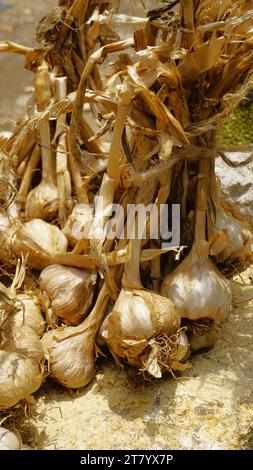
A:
[161,242,232,322]
[0,426,21,450]
[39,264,97,325]
[0,350,43,410]
[41,324,95,389]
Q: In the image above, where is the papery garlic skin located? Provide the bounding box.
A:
[105,288,181,366]
[0,350,43,409]
[2,325,44,362]
[189,328,218,352]
[161,243,232,322]
[23,219,68,254]
[12,294,45,336]
[39,264,96,325]
[0,427,21,450]
[63,203,93,246]
[214,207,252,258]
[42,325,95,389]
[173,331,189,362]
[25,182,58,221]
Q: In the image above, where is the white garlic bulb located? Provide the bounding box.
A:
[22,219,68,255]
[25,182,58,221]
[42,323,95,389]
[41,283,111,389]
[0,427,21,450]
[25,117,58,221]
[39,264,97,325]
[104,288,181,375]
[189,329,218,352]
[2,324,44,362]
[0,350,43,409]
[62,203,93,247]
[7,219,68,270]
[214,206,252,259]
[161,242,232,322]
[12,294,45,336]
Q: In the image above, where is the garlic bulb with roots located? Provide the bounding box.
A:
[0,427,21,450]
[0,259,45,335]
[103,235,187,378]
[0,350,43,409]
[25,117,58,220]
[41,284,109,389]
[3,218,68,271]
[161,159,232,323]
[39,264,97,325]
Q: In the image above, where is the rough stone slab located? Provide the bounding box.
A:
[31,271,253,450]
[216,152,253,218]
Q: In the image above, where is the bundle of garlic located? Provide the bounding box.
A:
[0,0,252,401]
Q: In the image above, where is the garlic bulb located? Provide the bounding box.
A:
[42,284,109,389]
[62,203,93,247]
[0,350,43,409]
[103,230,184,377]
[161,242,232,322]
[162,159,232,324]
[213,205,252,259]
[42,323,95,389]
[39,264,97,325]
[25,118,58,221]
[23,219,68,255]
[183,318,218,352]
[7,218,68,270]
[2,325,44,362]
[0,427,21,450]
[189,328,218,352]
[11,294,45,336]
[106,289,180,361]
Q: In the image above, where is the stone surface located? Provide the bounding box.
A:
[216,152,253,218]
[26,271,253,450]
